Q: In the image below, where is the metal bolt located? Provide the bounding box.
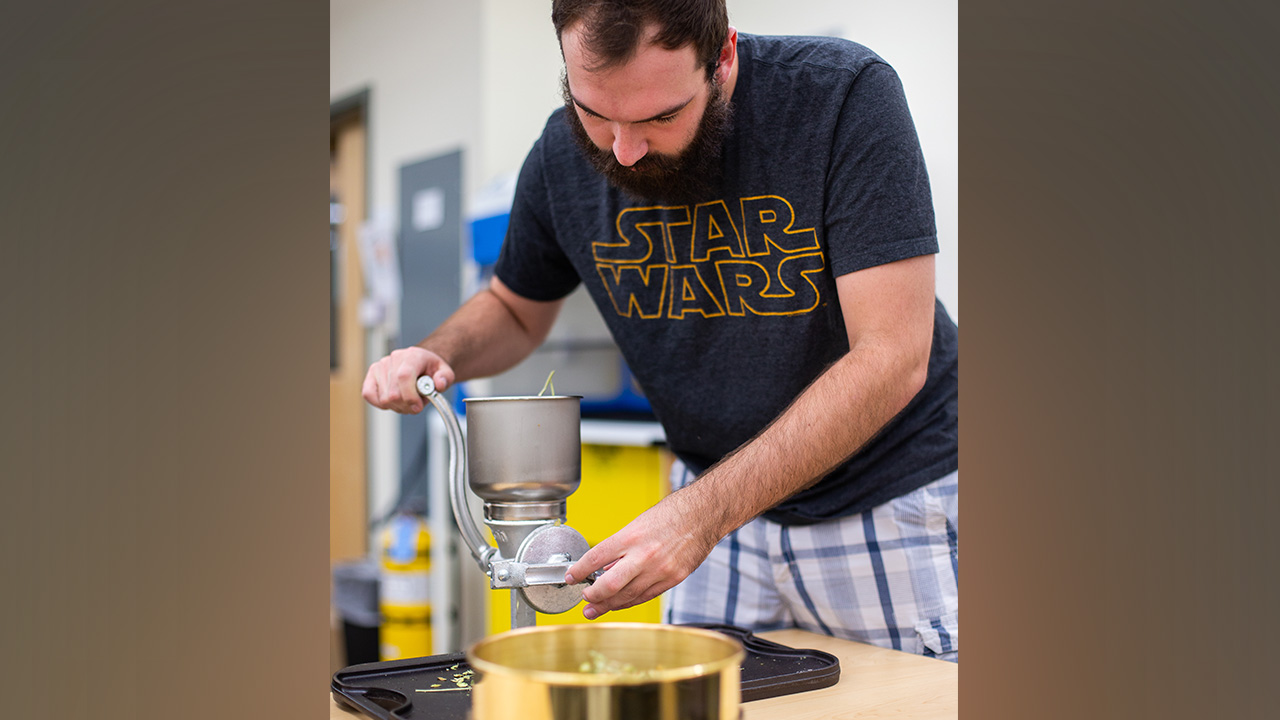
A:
[496,569,510,582]
[416,376,435,396]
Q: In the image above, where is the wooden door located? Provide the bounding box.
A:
[330,109,368,563]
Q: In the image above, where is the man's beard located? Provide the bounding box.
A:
[562,75,733,205]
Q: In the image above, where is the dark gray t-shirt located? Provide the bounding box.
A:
[495,33,958,524]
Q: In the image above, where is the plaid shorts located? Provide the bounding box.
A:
[665,463,959,662]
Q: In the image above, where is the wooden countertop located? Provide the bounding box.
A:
[330,628,957,719]
[739,629,957,719]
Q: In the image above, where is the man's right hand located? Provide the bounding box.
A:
[361,346,456,414]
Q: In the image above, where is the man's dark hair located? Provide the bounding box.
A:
[551,0,728,79]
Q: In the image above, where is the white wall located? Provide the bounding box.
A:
[478,0,959,320]
[330,0,484,213]
[330,0,484,544]
[478,1,567,190]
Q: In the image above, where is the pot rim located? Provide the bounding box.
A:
[465,622,745,686]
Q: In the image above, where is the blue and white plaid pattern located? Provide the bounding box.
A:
[665,463,959,662]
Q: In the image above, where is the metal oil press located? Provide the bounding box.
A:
[416,376,597,629]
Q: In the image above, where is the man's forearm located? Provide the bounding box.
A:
[416,288,546,382]
[679,335,929,540]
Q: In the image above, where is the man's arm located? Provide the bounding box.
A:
[566,254,937,618]
[362,277,565,414]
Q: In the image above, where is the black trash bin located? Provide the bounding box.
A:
[332,558,380,666]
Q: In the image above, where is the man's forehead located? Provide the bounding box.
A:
[561,22,702,80]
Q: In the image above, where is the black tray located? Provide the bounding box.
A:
[331,624,840,719]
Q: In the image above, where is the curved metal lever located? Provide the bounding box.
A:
[417,376,495,572]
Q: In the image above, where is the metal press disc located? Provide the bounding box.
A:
[515,524,591,614]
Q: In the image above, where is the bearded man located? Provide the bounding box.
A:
[364,0,959,661]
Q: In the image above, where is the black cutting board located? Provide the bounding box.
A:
[331,624,840,719]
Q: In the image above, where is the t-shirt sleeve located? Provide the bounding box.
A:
[492,136,583,301]
[824,61,938,277]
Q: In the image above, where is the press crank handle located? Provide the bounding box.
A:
[413,373,497,572]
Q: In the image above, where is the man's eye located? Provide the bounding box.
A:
[652,114,678,125]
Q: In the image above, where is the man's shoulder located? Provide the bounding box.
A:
[532,106,572,153]
[516,106,604,207]
[522,107,583,178]
[740,32,885,77]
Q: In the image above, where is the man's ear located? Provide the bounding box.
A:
[713,27,738,84]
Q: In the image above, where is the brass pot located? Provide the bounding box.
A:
[466,623,744,720]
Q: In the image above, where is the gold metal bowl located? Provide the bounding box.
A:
[466,622,745,720]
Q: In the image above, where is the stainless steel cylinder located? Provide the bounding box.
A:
[467,623,744,720]
[463,396,582,504]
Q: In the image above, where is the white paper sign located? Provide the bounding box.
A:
[412,187,445,232]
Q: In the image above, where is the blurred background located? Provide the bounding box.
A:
[328,0,957,671]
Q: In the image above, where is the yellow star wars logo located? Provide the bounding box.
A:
[593,195,826,319]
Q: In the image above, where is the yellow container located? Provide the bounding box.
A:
[380,512,432,659]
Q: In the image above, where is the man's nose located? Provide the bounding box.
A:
[612,124,648,166]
